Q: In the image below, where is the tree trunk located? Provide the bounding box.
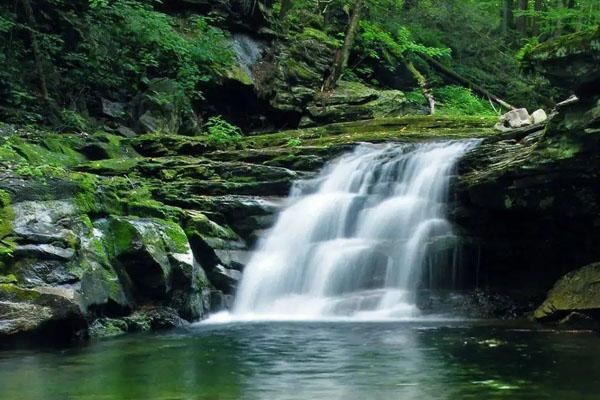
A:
[516,0,529,37]
[403,59,435,115]
[422,55,516,110]
[322,0,364,91]
[532,0,543,36]
[19,0,49,104]
[403,0,418,10]
[502,0,514,35]
[279,0,293,19]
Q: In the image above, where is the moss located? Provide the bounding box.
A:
[244,115,496,149]
[0,283,41,302]
[127,200,183,221]
[89,318,129,339]
[525,26,600,62]
[106,217,139,258]
[0,190,15,268]
[77,157,141,175]
[160,221,190,254]
[298,27,341,48]
[281,58,321,82]
[184,211,238,241]
[0,274,17,284]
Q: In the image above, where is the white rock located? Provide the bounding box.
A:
[495,108,531,131]
[530,109,548,124]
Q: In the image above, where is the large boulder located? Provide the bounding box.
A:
[300,81,413,127]
[0,284,87,344]
[101,216,209,320]
[132,78,201,135]
[523,27,600,95]
[534,262,600,322]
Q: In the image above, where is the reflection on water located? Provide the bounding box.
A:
[0,321,599,400]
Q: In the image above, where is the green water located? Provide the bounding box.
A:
[0,321,598,400]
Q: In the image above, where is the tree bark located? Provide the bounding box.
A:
[322,0,364,91]
[403,0,418,11]
[403,59,435,115]
[19,0,49,104]
[532,0,544,36]
[422,55,516,110]
[516,0,529,37]
[279,0,293,19]
[502,0,514,35]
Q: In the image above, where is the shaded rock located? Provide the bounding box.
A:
[209,264,242,293]
[132,78,200,135]
[301,82,412,127]
[534,262,600,322]
[88,306,188,339]
[0,284,87,344]
[13,244,75,261]
[558,312,599,330]
[208,289,234,312]
[523,26,600,95]
[101,98,128,119]
[102,216,208,320]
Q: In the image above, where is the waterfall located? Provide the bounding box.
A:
[231,33,266,83]
[226,141,478,321]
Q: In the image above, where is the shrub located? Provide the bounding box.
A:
[206,116,242,147]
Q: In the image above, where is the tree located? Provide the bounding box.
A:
[403,0,418,10]
[323,0,364,91]
[516,0,529,36]
[502,0,515,35]
[279,0,294,18]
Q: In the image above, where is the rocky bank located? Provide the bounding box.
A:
[1,27,600,345]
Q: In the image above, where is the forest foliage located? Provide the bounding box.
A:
[0,0,598,129]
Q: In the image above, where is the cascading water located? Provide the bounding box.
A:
[224,141,478,321]
[231,33,266,83]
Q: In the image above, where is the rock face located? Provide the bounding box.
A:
[523,26,600,96]
[253,31,419,127]
[534,263,600,323]
[0,284,86,344]
[300,81,413,127]
[450,29,600,311]
[0,116,498,344]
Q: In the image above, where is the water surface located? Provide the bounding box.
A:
[1,321,598,399]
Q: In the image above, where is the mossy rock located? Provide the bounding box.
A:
[534,262,600,322]
[0,284,87,342]
[523,27,600,94]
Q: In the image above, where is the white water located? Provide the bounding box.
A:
[231,33,266,83]
[211,141,478,323]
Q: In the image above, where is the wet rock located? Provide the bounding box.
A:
[101,98,128,119]
[208,289,234,312]
[534,262,600,322]
[10,200,79,246]
[132,78,200,135]
[0,284,87,344]
[89,306,189,339]
[301,81,412,127]
[13,244,75,261]
[209,264,242,293]
[102,216,209,320]
[558,312,599,330]
[417,289,533,319]
[13,260,78,287]
[523,26,600,95]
